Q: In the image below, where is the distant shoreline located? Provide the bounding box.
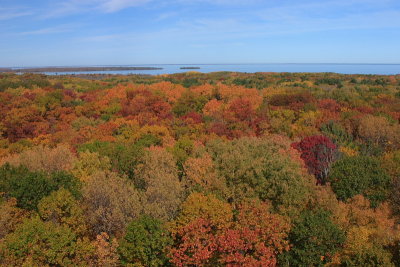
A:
[0,68,12,72]
[0,64,398,75]
[0,67,163,73]
[180,67,201,69]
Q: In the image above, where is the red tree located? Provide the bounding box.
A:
[169,201,290,267]
[217,228,277,267]
[169,218,217,267]
[291,135,337,184]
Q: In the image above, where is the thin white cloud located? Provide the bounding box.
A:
[80,33,124,42]
[40,1,88,19]
[21,0,400,43]
[0,8,32,20]
[155,11,178,21]
[76,7,400,47]
[100,0,151,12]
[176,0,261,5]
[17,24,79,36]
[42,0,151,18]
[40,0,264,18]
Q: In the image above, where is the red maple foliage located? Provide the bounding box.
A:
[291,135,337,184]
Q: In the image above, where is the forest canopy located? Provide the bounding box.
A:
[1,71,400,266]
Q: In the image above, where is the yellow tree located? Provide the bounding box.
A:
[135,147,184,221]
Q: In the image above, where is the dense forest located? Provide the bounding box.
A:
[0,71,400,266]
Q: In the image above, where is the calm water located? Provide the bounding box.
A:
[16,64,400,75]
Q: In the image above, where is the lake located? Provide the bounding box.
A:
[14,64,400,75]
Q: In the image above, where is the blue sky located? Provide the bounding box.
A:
[1,0,400,66]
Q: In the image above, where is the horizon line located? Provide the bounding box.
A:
[3,62,400,68]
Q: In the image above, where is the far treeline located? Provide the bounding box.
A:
[0,66,163,73]
[0,71,400,266]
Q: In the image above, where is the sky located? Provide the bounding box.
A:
[1,0,400,67]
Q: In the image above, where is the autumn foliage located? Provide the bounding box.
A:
[292,135,338,184]
[1,72,400,266]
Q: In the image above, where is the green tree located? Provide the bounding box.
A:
[280,209,345,267]
[118,216,172,267]
[38,188,87,235]
[78,141,144,179]
[320,120,352,145]
[50,171,81,199]
[340,246,394,267]
[0,164,81,211]
[0,164,53,210]
[205,137,313,215]
[0,216,94,266]
[172,90,207,116]
[329,156,390,207]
